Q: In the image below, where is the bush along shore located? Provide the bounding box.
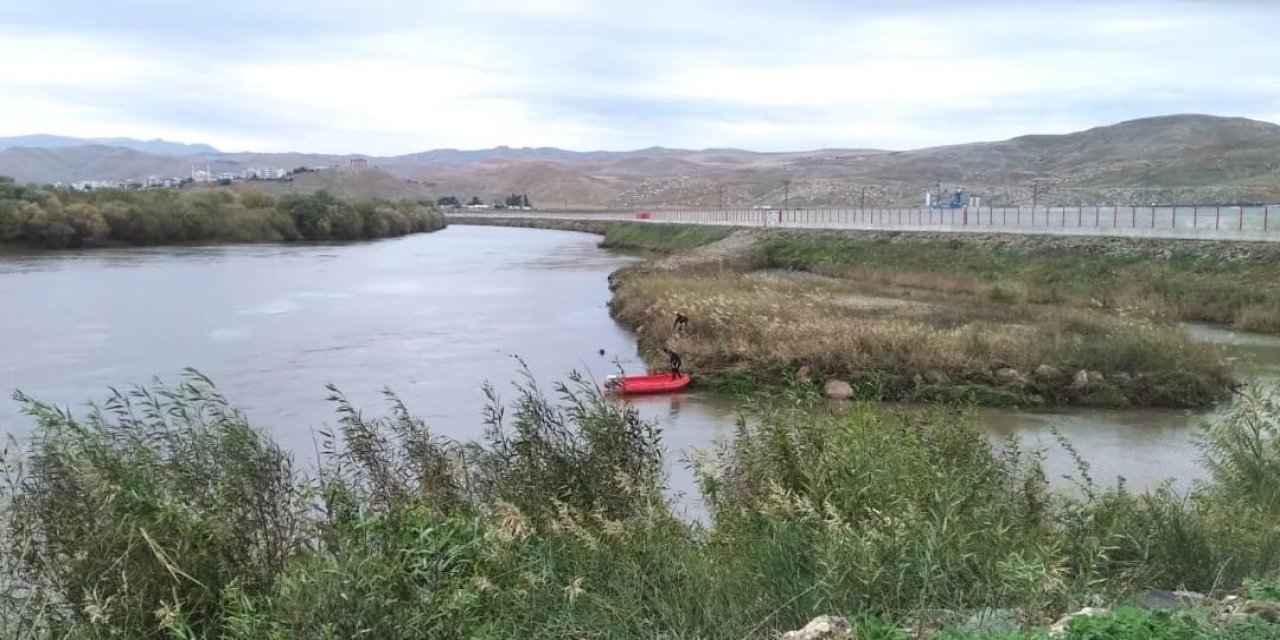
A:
[2,369,1280,638]
[516,222,1237,408]
[0,176,446,249]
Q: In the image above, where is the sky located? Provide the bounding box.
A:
[1,0,1279,155]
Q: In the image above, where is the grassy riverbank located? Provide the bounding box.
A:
[0,176,446,249]
[3,371,1279,638]
[577,224,1240,407]
[612,270,1230,407]
[600,222,732,252]
[763,232,1280,334]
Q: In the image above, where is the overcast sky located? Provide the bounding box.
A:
[1,0,1277,155]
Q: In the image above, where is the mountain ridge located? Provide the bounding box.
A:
[3,114,1279,207]
[0,134,220,156]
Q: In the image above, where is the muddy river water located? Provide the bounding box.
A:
[1,225,1275,515]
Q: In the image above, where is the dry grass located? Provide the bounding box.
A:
[610,271,1232,407]
[764,234,1280,332]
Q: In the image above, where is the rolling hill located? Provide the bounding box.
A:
[3,114,1280,207]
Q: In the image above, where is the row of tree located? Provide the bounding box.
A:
[435,194,533,208]
[0,176,447,249]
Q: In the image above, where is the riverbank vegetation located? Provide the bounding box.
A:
[2,370,1279,638]
[0,175,446,248]
[590,225,1239,407]
[611,269,1231,407]
[763,232,1280,334]
[599,222,732,252]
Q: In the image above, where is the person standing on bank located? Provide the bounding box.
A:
[673,312,689,333]
[663,348,682,380]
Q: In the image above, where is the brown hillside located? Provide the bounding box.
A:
[222,169,435,200]
[5,114,1280,206]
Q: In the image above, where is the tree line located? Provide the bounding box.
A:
[436,193,532,208]
[0,176,447,249]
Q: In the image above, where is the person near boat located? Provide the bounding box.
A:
[664,347,682,380]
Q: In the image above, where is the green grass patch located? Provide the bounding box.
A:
[600,222,732,253]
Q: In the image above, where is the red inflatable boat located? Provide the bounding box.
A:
[604,373,691,395]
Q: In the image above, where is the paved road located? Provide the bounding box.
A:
[453,205,1280,242]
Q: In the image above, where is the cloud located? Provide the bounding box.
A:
[0,0,1278,154]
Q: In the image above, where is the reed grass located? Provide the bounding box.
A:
[609,271,1232,407]
[2,371,1279,638]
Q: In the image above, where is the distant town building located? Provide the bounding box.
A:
[349,157,368,172]
[240,167,288,180]
[191,163,214,182]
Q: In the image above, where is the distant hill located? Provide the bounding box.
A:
[0,145,193,183]
[4,114,1280,206]
[0,134,219,156]
[225,168,437,201]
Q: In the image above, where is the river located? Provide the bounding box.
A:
[1,225,1276,515]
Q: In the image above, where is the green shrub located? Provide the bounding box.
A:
[0,176,446,249]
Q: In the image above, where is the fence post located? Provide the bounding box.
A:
[1215,205,1220,230]
[1094,206,1099,227]
[1266,205,1270,232]
[1193,205,1198,229]
[1112,207,1117,228]
[1131,206,1136,228]
[1172,205,1177,229]
[1151,206,1156,228]
[1239,203,1244,231]
[1077,205,1082,227]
